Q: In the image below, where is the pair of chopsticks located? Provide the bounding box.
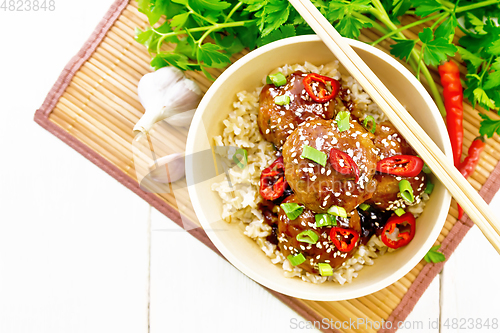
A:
[289,0,500,254]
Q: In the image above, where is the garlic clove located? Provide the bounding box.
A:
[137,67,184,111]
[149,153,185,184]
[165,109,196,127]
[134,66,203,134]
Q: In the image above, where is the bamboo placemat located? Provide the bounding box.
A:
[34,1,500,332]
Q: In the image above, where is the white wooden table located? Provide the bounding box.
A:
[1,2,499,332]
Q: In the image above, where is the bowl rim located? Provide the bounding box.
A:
[186,35,452,301]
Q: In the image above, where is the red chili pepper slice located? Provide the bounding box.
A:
[457,136,486,219]
[260,156,286,201]
[376,155,423,177]
[329,148,360,182]
[330,227,359,252]
[303,73,340,103]
[381,212,416,249]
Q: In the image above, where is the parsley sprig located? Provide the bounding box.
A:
[135,0,500,136]
[424,244,446,263]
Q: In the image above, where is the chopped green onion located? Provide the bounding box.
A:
[395,208,406,216]
[335,111,350,132]
[359,203,370,211]
[274,95,290,105]
[280,203,304,220]
[422,163,432,174]
[301,145,327,167]
[315,213,336,227]
[232,148,247,169]
[399,179,415,203]
[424,181,435,195]
[296,230,319,244]
[266,72,287,87]
[287,253,306,266]
[363,116,376,134]
[327,205,347,218]
[318,263,333,276]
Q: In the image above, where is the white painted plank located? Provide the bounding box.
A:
[0,1,149,332]
[440,193,500,333]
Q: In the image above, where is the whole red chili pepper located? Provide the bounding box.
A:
[376,155,423,177]
[329,227,359,252]
[381,212,416,249]
[303,73,340,103]
[457,137,486,219]
[329,148,360,182]
[260,156,286,201]
[438,61,463,167]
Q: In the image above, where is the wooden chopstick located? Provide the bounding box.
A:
[289,0,500,254]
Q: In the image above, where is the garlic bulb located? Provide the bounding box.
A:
[133,67,202,134]
[149,153,185,184]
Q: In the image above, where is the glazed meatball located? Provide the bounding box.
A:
[282,119,378,213]
[368,172,428,210]
[277,195,361,274]
[258,71,337,147]
[372,121,415,159]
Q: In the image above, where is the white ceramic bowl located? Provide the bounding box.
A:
[186,35,452,301]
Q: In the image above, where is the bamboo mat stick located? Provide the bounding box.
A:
[87,57,141,89]
[290,0,500,254]
[94,48,146,80]
[55,100,135,163]
[348,298,385,320]
[362,294,393,315]
[355,297,390,318]
[49,110,132,171]
[60,93,134,144]
[83,62,138,94]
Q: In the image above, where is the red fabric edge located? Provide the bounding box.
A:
[32,1,500,331]
[379,158,500,333]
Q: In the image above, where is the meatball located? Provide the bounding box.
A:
[277,195,361,274]
[258,71,337,147]
[372,121,415,159]
[367,172,428,210]
[282,119,378,213]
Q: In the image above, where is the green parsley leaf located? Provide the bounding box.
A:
[487,39,500,56]
[479,113,500,138]
[155,52,189,70]
[418,27,433,44]
[198,43,231,68]
[392,0,412,18]
[434,15,457,43]
[151,52,192,71]
[424,245,446,263]
[466,12,487,35]
[170,11,190,28]
[190,0,230,11]
[483,71,500,91]
[390,38,417,62]
[422,37,457,67]
[337,15,372,39]
[257,25,296,47]
[262,1,291,37]
[413,0,444,17]
[327,0,372,39]
[474,87,496,109]
[457,46,484,70]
